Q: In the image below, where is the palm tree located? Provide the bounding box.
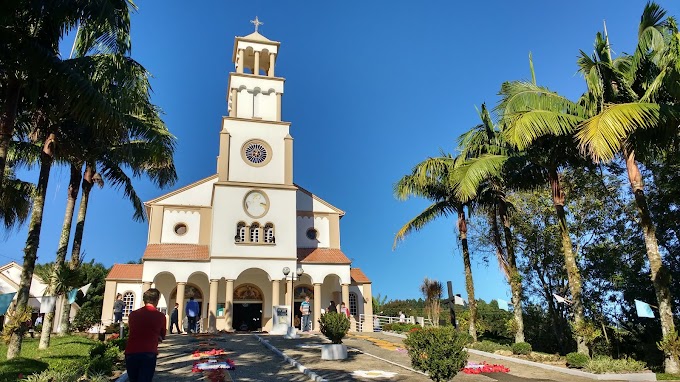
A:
[394,161,478,341]
[572,5,680,372]
[44,55,177,341]
[495,60,591,353]
[0,0,136,182]
[449,104,526,343]
[0,165,33,230]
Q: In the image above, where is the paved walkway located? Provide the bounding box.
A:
[147,331,615,381]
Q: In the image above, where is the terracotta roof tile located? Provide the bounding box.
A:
[297,248,351,264]
[350,268,371,284]
[107,264,143,281]
[143,244,210,261]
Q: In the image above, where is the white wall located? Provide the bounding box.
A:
[296,216,330,248]
[300,264,351,285]
[211,185,297,258]
[156,177,216,206]
[115,283,144,311]
[296,190,338,213]
[223,119,290,185]
[161,209,201,244]
[143,261,211,284]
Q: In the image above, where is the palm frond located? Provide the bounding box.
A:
[393,200,454,249]
[575,102,661,162]
[450,155,508,202]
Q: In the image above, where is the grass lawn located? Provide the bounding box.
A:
[657,373,680,381]
[0,335,97,382]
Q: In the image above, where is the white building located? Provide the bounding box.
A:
[0,262,78,332]
[101,23,374,333]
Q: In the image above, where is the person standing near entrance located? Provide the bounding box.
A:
[125,288,166,382]
[185,297,199,333]
[170,303,181,334]
[113,294,125,323]
[300,296,311,332]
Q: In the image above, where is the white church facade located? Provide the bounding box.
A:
[101,23,374,333]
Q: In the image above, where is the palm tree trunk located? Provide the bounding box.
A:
[39,163,82,348]
[624,149,679,374]
[499,199,525,343]
[58,164,94,335]
[457,205,477,341]
[7,134,54,359]
[548,167,587,355]
[0,78,20,181]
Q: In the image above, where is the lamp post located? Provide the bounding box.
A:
[282,266,304,330]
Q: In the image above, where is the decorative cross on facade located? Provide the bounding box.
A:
[250,16,263,32]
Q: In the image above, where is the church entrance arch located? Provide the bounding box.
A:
[233,283,263,331]
[170,283,204,330]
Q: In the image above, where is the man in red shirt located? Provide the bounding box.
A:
[125,288,166,382]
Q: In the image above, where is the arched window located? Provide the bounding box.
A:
[349,292,358,316]
[123,292,135,317]
[236,222,246,243]
[250,223,260,243]
[264,223,275,243]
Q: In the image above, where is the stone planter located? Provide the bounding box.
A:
[321,344,347,360]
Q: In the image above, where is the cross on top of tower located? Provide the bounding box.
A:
[250,16,263,32]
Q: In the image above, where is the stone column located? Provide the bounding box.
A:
[271,280,280,307]
[268,53,275,77]
[237,49,244,74]
[142,282,151,293]
[229,88,237,117]
[225,279,234,331]
[341,284,350,308]
[254,51,260,75]
[313,283,322,331]
[286,278,293,325]
[363,283,374,332]
[276,93,282,121]
[176,282,186,332]
[208,279,219,333]
[101,280,117,324]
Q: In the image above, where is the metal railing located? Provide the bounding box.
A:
[358,314,435,332]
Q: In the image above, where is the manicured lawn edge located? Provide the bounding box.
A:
[466,349,656,381]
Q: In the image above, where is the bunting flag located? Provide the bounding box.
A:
[553,293,567,304]
[454,295,465,306]
[80,283,92,296]
[497,299,509,311]
[0,292,16,315]
[634,299,655,318]
[40,296,57,314]
[67,289,79,304]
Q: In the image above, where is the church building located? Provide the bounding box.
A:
[101,21,374,333]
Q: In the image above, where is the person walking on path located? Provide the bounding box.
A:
[300,296,311,332]
[169,303,182,334]
[185,297,199,333]
[113,293,125,323]
[125,288,166,382]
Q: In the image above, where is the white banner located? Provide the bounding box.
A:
[40,296,57,314]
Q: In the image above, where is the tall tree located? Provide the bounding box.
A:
[0,0,135,183]
[394,160,478,341]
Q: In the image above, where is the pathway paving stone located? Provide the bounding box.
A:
[147,331,624,381]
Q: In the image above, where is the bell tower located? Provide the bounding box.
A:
[216,17,292,185]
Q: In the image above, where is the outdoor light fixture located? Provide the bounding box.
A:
[282,266,303,330]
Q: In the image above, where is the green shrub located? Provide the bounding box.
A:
[566,352,590,368]
[23,369,81,382]
[87,355,113,376]
[511,342,532,355]
[404,326,468,382]
[89,342,108,358]
[469,340,511,353]
[107,337,127,351]
[72,305,102,332]
[318,312,350,344]
[585,356,647,374]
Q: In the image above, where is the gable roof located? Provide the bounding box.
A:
[295,184,345,216]
[106,264,143,281]
[145,174,218,205]
[297,248,351,264]
[350,268,371,284]
[143,244,210,261]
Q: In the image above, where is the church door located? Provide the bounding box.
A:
[233,284,264,331]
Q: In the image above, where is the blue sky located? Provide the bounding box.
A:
[2,1,679,302]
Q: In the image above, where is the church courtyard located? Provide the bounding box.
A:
[148,332,604,382]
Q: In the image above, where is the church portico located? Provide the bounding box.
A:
[102,20,373,332]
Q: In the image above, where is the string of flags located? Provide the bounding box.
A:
[0,282,92,315]
[634,299,655,318]
[0,292,16,315]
